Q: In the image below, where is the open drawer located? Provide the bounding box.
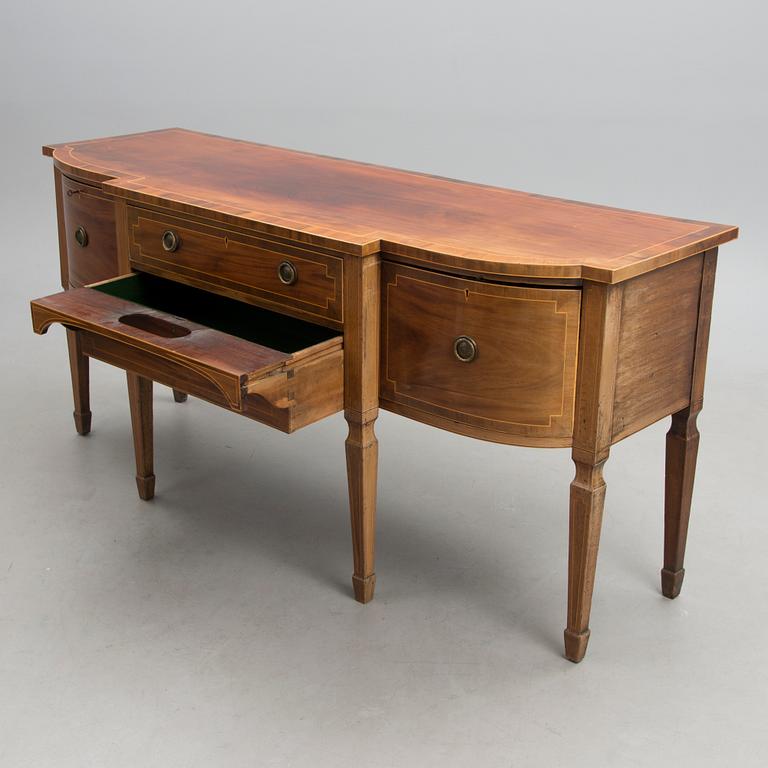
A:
[31,273,344,432]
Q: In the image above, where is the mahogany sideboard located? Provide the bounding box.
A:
[30,129,738,662]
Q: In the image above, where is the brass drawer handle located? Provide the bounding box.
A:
[74,226,88,248]
[278,260,298,285]
[453,335,477,362]
[161,230,181,252]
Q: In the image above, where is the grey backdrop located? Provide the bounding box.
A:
[1,2,766,766]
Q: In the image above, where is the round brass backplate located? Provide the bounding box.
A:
[161,230,180,252]
[278,260,298,285]
[453,335,477,362]
[74,225,88,248]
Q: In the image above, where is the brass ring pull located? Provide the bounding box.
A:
[74,226,88,248]
[277,260,298,285]
[161,230,180,252]
[453,335,477,362]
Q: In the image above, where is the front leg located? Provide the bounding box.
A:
[345,412,378,602]
[343,252,381,603]
[565,455,608,662]
[565,281,623,661]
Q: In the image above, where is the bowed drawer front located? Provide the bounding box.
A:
[126,207,343,326]
[31,274,343,433]
[380,263,581,446]
[60,175,120,288]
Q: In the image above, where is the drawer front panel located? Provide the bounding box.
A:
[61,176,119,287]
[127,207,343,325]
[31,274,343,433]
[380,263,581,446]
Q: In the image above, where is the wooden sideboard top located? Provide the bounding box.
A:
[44,128,737,283]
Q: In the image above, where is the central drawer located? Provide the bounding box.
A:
[126,207,343,326]
[31,274,344,433]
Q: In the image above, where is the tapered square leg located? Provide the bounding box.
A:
[66,329,91,435]
[172,389,187,403]
[127,372,154,500]
[659,251,717,599]
[343,252,381,603]
[346,417,378,602]
[565,458,607,662]
[563,280,623,662]
[662,408,699,598]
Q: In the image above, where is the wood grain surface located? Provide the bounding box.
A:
[662,248,718,599]
[127,205,343,325]
[343,252,381,603]
[44,129,737,283]
[59,174,119,287]
[127,372,155,500]
[380,262,580,446]
[566,281,624,662]
[611,254,704,441]
[31,275,343,431]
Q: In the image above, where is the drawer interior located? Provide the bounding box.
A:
[93,272,338,352]
[31,272,345,432]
